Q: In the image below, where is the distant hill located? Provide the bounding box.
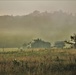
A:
[0,10,76,48]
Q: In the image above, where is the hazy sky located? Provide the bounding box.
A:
[0,0,76,15]
[0,0,76,47]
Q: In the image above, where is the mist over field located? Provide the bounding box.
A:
[0,1,76,75]
[0,10,76,47]
[0,1,76,47]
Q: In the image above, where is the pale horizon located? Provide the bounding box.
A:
[0,1,76,16]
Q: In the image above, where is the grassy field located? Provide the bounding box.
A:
[0,48,76,75]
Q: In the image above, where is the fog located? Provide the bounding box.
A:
[0,1,76,15]
[0,1,76,47]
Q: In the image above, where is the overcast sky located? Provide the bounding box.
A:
[0,0,76,15]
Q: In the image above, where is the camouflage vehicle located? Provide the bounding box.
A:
[24,38,51,49]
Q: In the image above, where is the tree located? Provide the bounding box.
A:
[65,34,76,48]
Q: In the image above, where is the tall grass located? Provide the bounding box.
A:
[0,48,76,75]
